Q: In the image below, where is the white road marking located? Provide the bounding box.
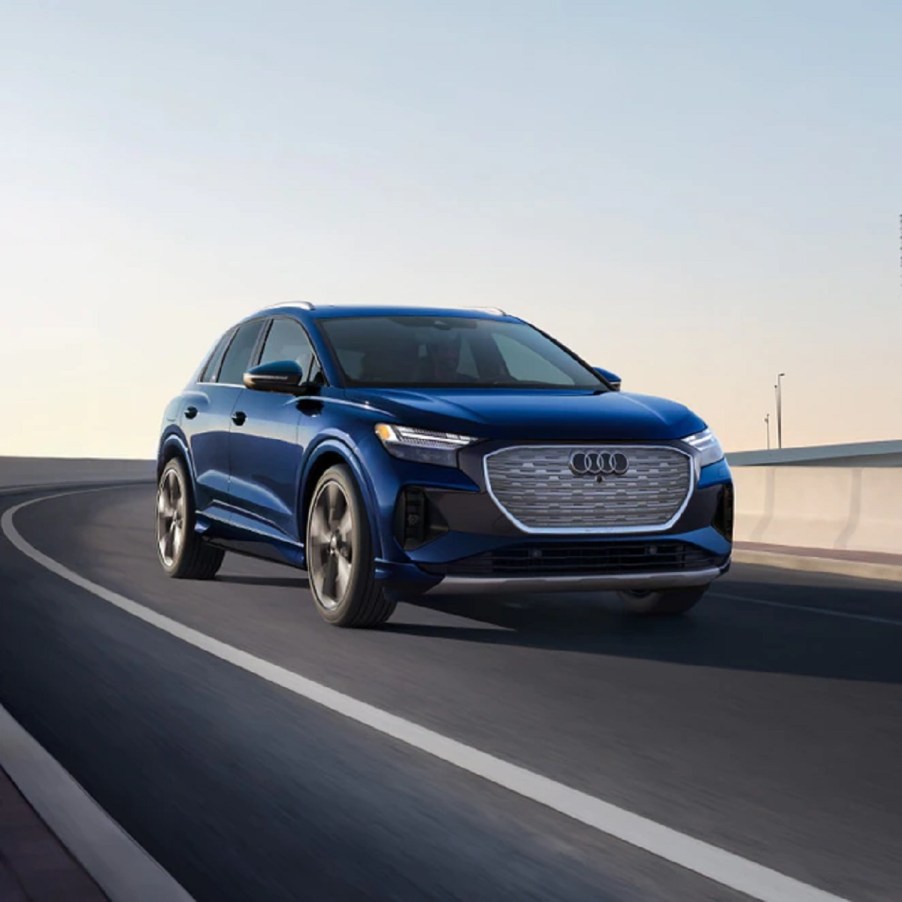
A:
[713,591,902,627]
[0,703,194,902]
[1,490,849,902]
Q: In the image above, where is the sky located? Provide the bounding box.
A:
[3,0,901,459]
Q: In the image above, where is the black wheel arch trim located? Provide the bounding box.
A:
[157,431,196,485]
[298,437,385,563]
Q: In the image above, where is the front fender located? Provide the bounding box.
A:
[157,429,197,488]
[300,437,386,561]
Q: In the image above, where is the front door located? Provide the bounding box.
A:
[227,316,317,543]
[185,320,263,516]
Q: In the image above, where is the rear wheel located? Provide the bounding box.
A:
[618,586,707,616]
[155,458,224,579]
[306,464,396,628]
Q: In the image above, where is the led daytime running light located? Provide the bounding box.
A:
[375,424,475,449]
[681,427,724,468]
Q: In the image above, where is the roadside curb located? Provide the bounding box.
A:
[733,549,902,584]
[0,704,194,902]
[0,764,107,902]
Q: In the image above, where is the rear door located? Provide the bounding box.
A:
[186,319,264,517]
[227,316,317,542]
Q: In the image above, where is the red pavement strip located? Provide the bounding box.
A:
[0,766,107,902]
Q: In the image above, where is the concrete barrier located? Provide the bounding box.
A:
[732,465,902,556]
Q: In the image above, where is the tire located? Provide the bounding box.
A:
[155,458,225,579]
[306,464,396,628]
[618,586,707,616]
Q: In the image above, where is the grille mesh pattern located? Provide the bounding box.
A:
[485,445,692,530]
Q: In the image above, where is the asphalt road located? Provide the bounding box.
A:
[2,483,901,901]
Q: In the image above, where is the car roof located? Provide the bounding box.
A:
[242,303,518,323]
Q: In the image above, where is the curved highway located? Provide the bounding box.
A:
[2,482,901,901]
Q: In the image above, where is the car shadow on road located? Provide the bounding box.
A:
[390,577,902,684]
[216,574,310,590]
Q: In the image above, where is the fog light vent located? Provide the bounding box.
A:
[394,487,449,550]
[713,485,734,541]
[403,489,427,546]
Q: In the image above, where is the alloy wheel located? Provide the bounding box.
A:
[156,468,186,567]
[308,479,354,610]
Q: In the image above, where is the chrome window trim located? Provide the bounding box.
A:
[482,443,697,535]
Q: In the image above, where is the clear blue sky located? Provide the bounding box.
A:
[3,1,900,457]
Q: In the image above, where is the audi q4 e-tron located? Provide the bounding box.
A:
[156,304,733,627]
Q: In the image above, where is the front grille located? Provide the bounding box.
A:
[485,444,692,531]
[422,541,723,578]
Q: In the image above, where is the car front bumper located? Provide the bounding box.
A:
[420,562,730,596]
[364,442,734,599]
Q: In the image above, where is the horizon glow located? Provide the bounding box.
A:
[3,1,901,458]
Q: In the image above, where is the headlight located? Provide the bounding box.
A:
[681,427,724,469]
[374,423,477,467]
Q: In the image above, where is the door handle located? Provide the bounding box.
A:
[184,406,198,419]
[232,411,247,426]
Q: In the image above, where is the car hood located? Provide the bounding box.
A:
[345,388,705,442]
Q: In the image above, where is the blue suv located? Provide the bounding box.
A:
[156,304,732,627]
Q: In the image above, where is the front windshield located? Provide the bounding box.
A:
[318,315,605,390]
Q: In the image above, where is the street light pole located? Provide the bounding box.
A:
[774,380,780,448]
[765,413,771,450]
[776,373,786,449]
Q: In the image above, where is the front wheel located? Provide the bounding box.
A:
[306,464,396,628]
[618,586,707,616]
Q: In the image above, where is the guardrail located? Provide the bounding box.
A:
[0,457,154,492]
[726,439,902,468]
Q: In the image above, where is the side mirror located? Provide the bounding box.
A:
[243,360,311,394]
[594,366,622,391]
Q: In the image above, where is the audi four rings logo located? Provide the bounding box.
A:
[568,450,630,480]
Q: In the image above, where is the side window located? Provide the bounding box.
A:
[258,318,315,378]
[217,320,263,385]
[199,330,233,383]
[491,333,574,386]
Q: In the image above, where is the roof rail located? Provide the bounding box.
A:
[265,300,315,310]
[466,306,506,315]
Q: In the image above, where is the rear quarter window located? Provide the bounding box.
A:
[199,330,234,383]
